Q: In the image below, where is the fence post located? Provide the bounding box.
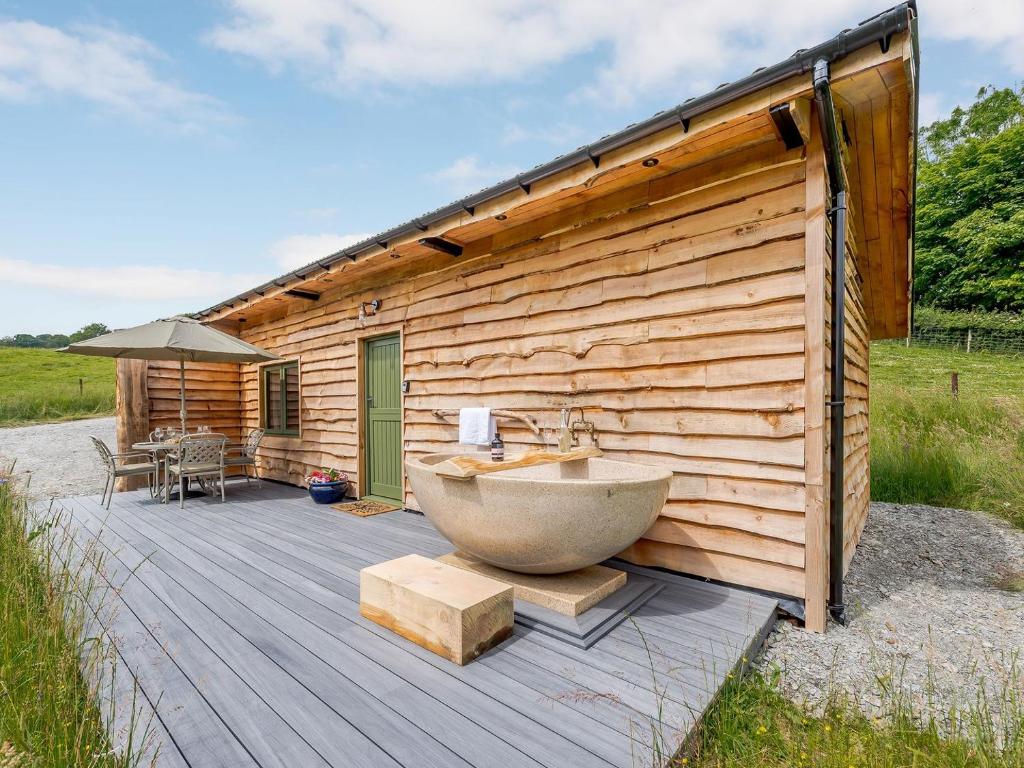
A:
[966,329,972,354]
[79,377,84,396]
[951,371,959,398]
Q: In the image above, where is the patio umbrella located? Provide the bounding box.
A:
[59,316,280,435]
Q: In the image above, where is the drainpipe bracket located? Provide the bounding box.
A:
[812,59,830,90]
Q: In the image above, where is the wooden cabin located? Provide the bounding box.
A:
[116,4,919,631]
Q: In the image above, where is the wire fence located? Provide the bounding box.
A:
[874,327,1024,356]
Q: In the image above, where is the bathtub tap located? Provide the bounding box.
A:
[558,407,597,451]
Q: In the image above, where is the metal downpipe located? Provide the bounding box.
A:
[813,59,848,626]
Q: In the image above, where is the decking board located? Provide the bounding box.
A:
[54,483,777,768]
[70,497,606,768]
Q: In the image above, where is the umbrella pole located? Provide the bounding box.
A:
[179,359,187,435]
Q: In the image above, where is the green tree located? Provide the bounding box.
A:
[69,323,110,343]
[37,334,70,347]
[11,334,43,348]
[914,85,1024,311]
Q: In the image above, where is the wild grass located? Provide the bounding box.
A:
[870,343,1024,527]
[0,348,115,427]
[688,666,1024,768]
[0,466,151,767]
[994,568,1024,593]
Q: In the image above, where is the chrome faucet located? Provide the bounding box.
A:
[558,407,597,451]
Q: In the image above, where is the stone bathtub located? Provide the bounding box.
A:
[405,453,672,574]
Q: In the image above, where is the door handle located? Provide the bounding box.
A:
[367,395,374,406]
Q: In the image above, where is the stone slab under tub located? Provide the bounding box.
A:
[513,574,663,648]
[436,551,663,649]
[437,551,627,616]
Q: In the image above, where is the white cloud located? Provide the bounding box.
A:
[922,0,1024,74]
[197,2,816,105]
[206,1,1024,106]
[268,233,372,270]
[0,257,268,301]
[430,155,520,197]
[0,20,227,128]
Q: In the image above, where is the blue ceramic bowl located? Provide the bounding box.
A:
[308,480,349,504]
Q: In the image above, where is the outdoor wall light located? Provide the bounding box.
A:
[358,299,382,322]
[642,157,660,167]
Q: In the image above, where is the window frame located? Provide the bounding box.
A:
[260,361,300,436]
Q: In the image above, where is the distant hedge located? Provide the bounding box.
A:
[914,306,1024,333]
[901,307,1024,355]
[0,323,109,349]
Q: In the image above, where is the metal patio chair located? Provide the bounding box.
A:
[164,433,228,508]
[224,428,265,486]
[90,436,159,509]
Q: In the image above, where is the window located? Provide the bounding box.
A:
[261,361,300,435]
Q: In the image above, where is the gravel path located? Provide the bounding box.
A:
[758,501,1024,720]
[0,416,114,500]
[2,418,1022,721]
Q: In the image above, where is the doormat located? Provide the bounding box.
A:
[331,500,400,517]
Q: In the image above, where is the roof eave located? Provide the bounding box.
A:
[195,1,917,323]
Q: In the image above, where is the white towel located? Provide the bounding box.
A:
[459,407,495,446]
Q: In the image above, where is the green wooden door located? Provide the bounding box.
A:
[364,334,403,502]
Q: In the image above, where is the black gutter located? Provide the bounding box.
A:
[813,58,850,626]
[194,3,914,319]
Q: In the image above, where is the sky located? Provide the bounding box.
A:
[1,0,1022,336]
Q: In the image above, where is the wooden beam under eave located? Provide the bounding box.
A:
[788,98,813,147]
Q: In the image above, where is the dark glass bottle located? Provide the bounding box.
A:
[490,431,505,462]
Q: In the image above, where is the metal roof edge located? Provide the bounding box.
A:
[195,1,916,320]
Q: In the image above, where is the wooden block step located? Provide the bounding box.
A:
[360,555,514,665]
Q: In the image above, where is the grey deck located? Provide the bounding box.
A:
[54,482,777,768]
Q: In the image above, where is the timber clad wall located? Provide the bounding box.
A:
[146,360,243,445]
[220,141,813,599]
[129,134,875,613]
[841,203,871,573]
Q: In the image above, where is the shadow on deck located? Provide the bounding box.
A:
[52,481,777,768]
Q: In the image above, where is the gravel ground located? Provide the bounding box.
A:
[2,418,1022,722]
[758,501,1024,720]
[0,416,114,500]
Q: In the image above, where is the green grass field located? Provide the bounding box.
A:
[869,343,1024,526]
[0,348,115,427]
[0,474,145,767]
[871,341,1024,396]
